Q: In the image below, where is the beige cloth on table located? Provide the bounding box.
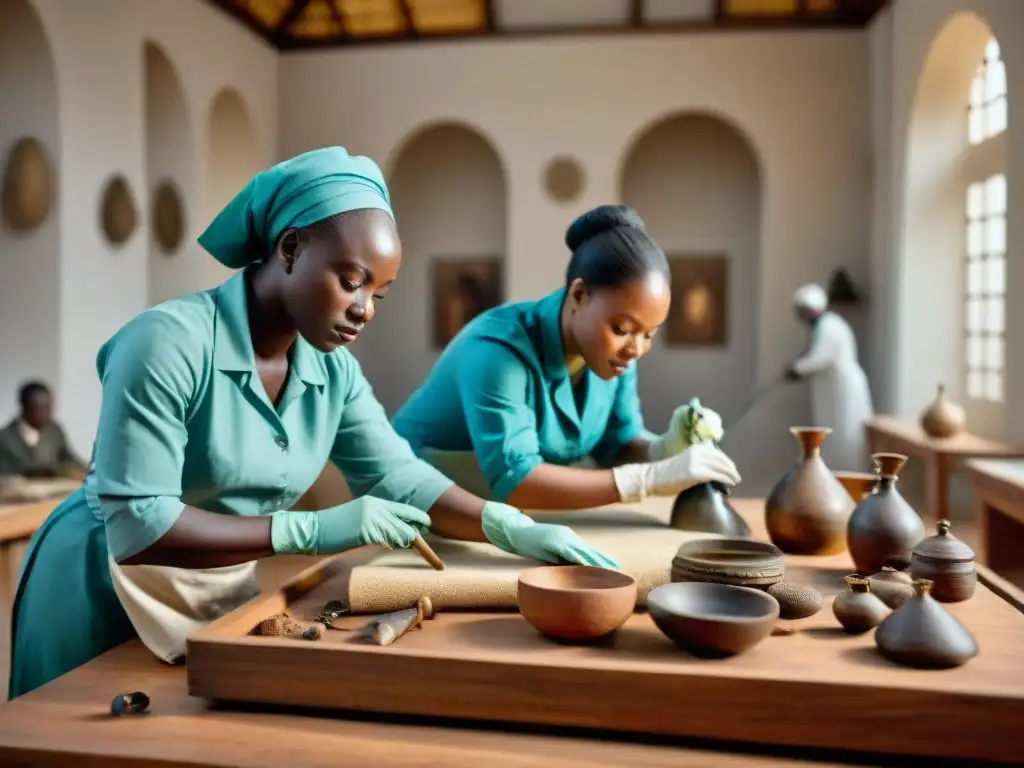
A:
[338,503,718,615]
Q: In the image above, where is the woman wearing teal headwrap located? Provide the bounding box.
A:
[7,147,614,700]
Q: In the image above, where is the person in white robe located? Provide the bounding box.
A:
[786,283,874,471]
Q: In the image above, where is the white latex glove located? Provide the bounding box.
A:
[612,442,741,504]
[648,399,725,461]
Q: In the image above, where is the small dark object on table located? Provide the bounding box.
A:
[110,691,150,716]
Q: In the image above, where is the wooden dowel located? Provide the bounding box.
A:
[412,534,445,570]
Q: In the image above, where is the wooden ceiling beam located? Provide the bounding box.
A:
[397,0,417,37]
[484,0,496,34]
[272,0,312,44]
[630,0,644,28]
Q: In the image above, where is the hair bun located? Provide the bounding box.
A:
[565,205,645,251]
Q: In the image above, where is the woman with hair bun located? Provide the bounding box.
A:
[393,205,741,511]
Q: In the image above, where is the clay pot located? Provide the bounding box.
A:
[648,582,779,657]
[867,566,915,609]
[910,519,976,603]
[765,427,855,555]
[874,579,978,669]
[671,538,783,588]
[833,470,878,502]
[832,574,890,634]
[100,174,138,247]
[846,453,925,575]
[670,539,821,619]
[919,383,966,438]
[669,482,751,537]
[517,566,636,643]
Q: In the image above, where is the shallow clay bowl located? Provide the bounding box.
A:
[671,537,784,588]
[833,470,878,502]
[517,566,637,643]
[647,582,780,657]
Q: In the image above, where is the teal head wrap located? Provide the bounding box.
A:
[197,146,393,269]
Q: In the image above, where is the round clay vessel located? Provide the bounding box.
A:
[670,481,751,537]
[832,574,890,634]
[874,579,978,669]
[910,519,976,603]
[648,582,779,657]
[671,538,784,588]
[833,470,878,502]
[517,566,637,643]
[919,383,966,438]
[867,566,915,609]
[846,453,925,574]
[765,427,855,555]
[2,137,53,232]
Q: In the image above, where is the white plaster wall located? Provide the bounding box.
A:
[0,0,60,430]
[19,0,278,452]
[870,0,1024,439]
[280,31,871,490]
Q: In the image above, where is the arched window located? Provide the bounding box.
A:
[964,36,1007,404]
[968,38,1007,145]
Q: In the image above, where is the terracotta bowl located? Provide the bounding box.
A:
[647,582,780,657]
[517,566,637,643]
[833,470,878,502]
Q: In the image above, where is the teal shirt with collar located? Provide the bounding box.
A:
[85,266,454,561]
[392,288,648,502]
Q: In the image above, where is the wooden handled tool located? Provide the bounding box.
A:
[412,534,445,570]
[368,596,435,646]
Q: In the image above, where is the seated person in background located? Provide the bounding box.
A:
[0,381,87,478]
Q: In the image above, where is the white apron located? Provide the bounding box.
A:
[107,556,260,664]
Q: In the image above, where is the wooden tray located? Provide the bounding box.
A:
[187,501,1024,765]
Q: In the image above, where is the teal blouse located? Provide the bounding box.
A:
[392,288,648,501]
[84,267,454,562]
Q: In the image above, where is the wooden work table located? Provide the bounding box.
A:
[966,458,1024,597]
[0,498,1020,767]
[866,415,1024,521]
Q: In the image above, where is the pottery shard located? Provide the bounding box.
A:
[765,581,823,620]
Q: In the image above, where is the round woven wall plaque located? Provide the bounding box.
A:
[100,175,138,247]
[543,156,585,202]
[2,137,54,232]
[152,179,185,254]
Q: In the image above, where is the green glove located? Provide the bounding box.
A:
[481,502,620,569]
[270,496,432,555]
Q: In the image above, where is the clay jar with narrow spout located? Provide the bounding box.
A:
[765,427,855,556]
[847,453,925,575]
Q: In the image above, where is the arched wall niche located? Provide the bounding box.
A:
[355,120,508,415]
[0,0,60,426]
[619,110,767,482]
[143,39,193,305]
[899,11,1001,436]
[204,87,262,284]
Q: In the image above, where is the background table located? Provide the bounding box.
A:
[966,458,1024,600]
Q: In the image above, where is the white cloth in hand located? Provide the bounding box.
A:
[648,402,725,461]
[611,442,741,503]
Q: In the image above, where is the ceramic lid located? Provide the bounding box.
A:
[912,519,974,561]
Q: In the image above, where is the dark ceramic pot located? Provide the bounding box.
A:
[847,453,925,574]
[874,579,978,669]
[670,481,751,537]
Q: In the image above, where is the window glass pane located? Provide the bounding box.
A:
[985,255,1005,295]
[985,371,1003,402]
[986,174,1007,214]
[986,215,1006,256]
[967,183,984,219]
[966,298,983,331]
[970,74,985,107]
[985,59,1007,100]
[969,108,984,144]
[985,336,1004,370]
[985,37,1000,63]
[985,296,1005,333]
[967,259,984,295]
[967,220,984,256]
[967,334,984,367]
[967,369,984,398]
[988,96,1008,137]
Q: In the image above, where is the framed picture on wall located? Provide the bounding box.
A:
[666,254,729,346]
[431,256,503,349]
